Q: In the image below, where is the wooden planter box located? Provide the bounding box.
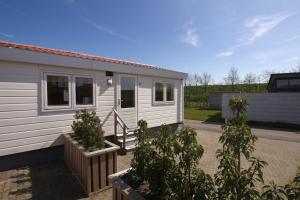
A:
[108,169,145,200]
[64,134,120,195]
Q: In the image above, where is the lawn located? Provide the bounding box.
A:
[184,107,223,122]
[185,107,300,130]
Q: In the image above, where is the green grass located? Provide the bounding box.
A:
[184,107,300,130]
[184,107,223,122]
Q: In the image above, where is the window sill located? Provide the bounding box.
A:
[152,101,175,106]
[42,106,96,112]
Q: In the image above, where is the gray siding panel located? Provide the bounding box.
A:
[222,93,300,124]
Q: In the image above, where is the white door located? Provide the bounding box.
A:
[117,74,137,129]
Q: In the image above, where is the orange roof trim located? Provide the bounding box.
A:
[0,40,176,72]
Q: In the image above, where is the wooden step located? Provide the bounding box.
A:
[117,137,137,143]
[118,137,137,147]
[116,131,135,138]
[125,144,136,151]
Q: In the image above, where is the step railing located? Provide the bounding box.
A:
[112,108,128,150]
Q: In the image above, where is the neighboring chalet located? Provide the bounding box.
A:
[267,72,300,92]
[0,40,187,168]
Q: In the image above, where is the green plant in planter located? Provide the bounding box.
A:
[173,126,215,200]
[71,110,105,151]
[262,166,300,200]
[215,96,267,199]
[131,120,153,182]
[146,124,177,199]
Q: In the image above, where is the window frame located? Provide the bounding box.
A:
[152,81,175,105]
[153,81,165,103]
[166,83,175,102]
[41,71,96,112]
[42,72,72,111]
[73,75,96,109]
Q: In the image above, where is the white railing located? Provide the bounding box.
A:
[112,108,128,149]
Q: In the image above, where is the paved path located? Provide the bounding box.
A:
[185,119,300,185]
[185,119,300,143]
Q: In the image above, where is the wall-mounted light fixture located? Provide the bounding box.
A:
[106,71,114,87]
[107,78,113,86]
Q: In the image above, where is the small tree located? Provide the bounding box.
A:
[200,72,212,93]
[215,96,267,199]
[71,110,105,151]
[131,120,153,181]
[173,126,215,200]
[244,73,256,85]
[224,67,240,90]
[147,124,176,199]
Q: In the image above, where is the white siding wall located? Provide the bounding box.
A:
[137,75,183,127]
[222,93,300,125]
[0,61,115,156]
[0,60,184,157]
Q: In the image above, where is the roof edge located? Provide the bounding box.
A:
[0,40,188,79]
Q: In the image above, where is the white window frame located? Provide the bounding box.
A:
[153,81,175,105]
[41,71,96,112]
[42,72,72,111]
[73,75,96,109]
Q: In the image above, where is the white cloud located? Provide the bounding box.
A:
[217,51,234,57]
[83,18,136,44]
[0,31,14,39]
[181,29,200,47]
[217,12,293,58]
[281,34,300,44]
[242,13,293,44]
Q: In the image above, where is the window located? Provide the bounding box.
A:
[289,78,300,88]
[276,79,288,89]
[166,83,174,101]
[75,77,93,105]
[155,82,164,102]
[153,81,175,104]
[46,75,70,107]
[121,77,135,108]
[43,72,95,111]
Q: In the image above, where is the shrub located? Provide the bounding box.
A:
[146,124,176,199]
[262,167,300,200]
[71,109,105,151]
[215,96,267,199]
[173,126,215,200]
[130,122,214,199]
[130,120,153,182]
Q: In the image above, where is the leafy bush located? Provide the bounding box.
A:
[130,120,153,182]
[127,96,299,200]
[129,123,214,199]
[173,126,215,200]
[215,96,267,199]
[147,124,176,199]
[71,110,105,151]
[262,167,300,200]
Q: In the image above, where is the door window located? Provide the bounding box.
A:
[121,77,135,108]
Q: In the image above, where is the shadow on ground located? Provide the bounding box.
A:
[7,161,86,200]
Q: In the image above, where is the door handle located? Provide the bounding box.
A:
[118,99,121,106]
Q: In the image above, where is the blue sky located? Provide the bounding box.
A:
[0,0,299,83]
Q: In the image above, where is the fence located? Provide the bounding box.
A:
[222,93,300,125]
